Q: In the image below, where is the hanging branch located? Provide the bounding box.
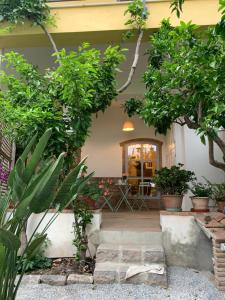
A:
[212,133,225,155]
[117,30,143,93]
[208,137,225,172]
[117,0,148,94]
[39,23,61,63]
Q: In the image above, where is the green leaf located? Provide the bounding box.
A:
[200,135,206,145]
[26,234,47,259]
[54,157,87,208]
[12,158,26,202]
[0,190,11,225]
[22,160,52,201]
[29,153,65,213]
[0,228,20,250]
[14,194,33,220]
[8,134,37,190]
[20,133,38,162]
[23,128,52,182]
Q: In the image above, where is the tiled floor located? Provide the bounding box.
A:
[101,210,161,232]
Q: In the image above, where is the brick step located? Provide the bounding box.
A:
[94,262,167,287]
[96,243,165,264]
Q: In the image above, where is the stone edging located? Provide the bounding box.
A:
[20,274,94,286]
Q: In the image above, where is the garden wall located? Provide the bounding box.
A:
[160,212,213,271]
[27,209,102,258]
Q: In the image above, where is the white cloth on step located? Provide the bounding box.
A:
[125,264,165,280]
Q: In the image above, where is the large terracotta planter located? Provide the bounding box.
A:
[162,195,183,212]
[217,201,225,213]
[191,197,209,210]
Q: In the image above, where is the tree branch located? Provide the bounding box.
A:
[183,116,199,130]
[39,23,60,62]
[197,101,202,123]
[117,30,144,94]
[175,119,186,126]
[208,137,225,172]
[212,133,225,155]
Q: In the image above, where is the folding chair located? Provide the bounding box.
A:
[136,182,150,210]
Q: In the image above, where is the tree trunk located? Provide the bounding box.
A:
[117,30,144,94]
[19,224,28,256]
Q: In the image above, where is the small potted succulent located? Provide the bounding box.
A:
[153,164,196,211]
[190,182,212,211]
[211,183,225,212]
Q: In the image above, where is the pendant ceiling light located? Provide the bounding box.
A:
[122,120,135,132]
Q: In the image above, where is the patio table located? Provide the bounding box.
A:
[99,193,114,212]
[114,183,133,212]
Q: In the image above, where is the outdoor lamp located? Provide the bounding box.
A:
[122,120,135,132]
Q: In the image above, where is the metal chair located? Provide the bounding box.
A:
[136,182,150,210]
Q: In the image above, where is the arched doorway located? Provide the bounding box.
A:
[120,138,162,200]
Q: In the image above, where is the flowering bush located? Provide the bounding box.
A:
[99,178,113,197]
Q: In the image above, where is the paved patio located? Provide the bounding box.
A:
[101,210,161,232]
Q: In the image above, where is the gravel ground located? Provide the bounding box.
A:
[17,267,225,300]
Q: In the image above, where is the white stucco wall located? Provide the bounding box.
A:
[81,104,169,177]
[174,124,225,210]
[174,124,225,182]
[160,214,213,270]
[26,210,102,258]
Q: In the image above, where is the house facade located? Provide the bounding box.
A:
[0,0,224,211]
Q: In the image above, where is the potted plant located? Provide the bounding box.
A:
[211,183,225,212]
[190,182,212,211]
[153,164,196,211]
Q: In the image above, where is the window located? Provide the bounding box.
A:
[120,139,162,199]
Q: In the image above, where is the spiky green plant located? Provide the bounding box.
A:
[0,128,93,300]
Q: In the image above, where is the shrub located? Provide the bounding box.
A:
[153,164,196,195]
[191,182,212,197]
[211,183,225,202]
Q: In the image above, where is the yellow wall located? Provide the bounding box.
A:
[0,0,220,48]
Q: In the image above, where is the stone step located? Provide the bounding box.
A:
[96,243,165,264]
[94,262,167,288]
[99,230,162,246]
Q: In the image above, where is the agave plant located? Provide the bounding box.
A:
[0,128,93,300]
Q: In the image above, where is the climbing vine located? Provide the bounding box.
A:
[0,0,50,25]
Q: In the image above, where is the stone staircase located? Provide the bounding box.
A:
[94,243,167,287]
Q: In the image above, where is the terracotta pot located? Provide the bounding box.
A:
[217,201,225,213]
[191,197,209,210]
[162,195,183,212]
